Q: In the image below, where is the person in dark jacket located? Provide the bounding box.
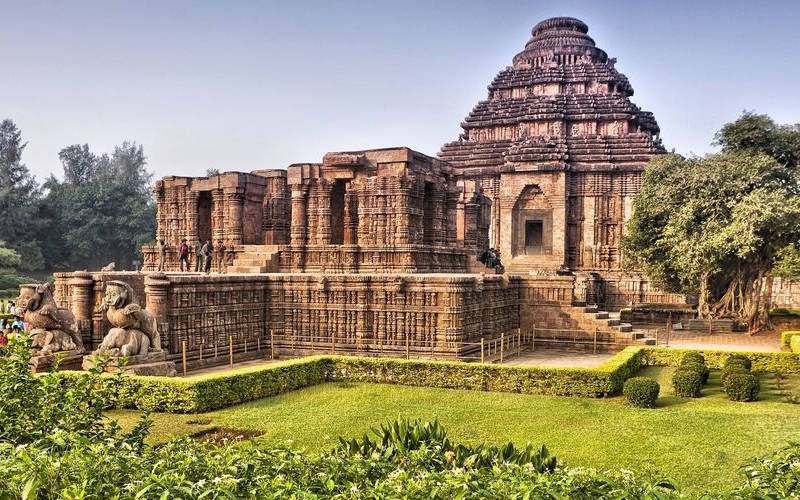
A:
[178,239,190,271]
[194,239,203,272]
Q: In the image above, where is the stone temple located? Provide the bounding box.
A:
[51,17,689,372]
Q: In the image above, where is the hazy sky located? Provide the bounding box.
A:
[3,0,799,182]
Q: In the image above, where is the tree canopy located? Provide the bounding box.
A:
[0,118,156,282]
[623,112,800,330]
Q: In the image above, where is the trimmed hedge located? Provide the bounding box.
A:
[792,336,800,354]
[50,345,796,413]
[642,347,800,373]
[623,377,659,408]
[781,330,800,347]
[53,348,646,413]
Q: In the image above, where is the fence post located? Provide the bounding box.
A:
[181,341,187,377]
[500,332,504,363]
[531,325,535,352]
[405,335,410,360]
[229,336,233,368]
[214,340,218,359]
[593,327,597,354]
[244,339,247,354]
[310,334,314,354]
[331,331,336,354]
[270,331,275,360]
[517,328,521,356]
[481,336,485,363]
[199,340,203,362]
[655,329,659,346]
[708,319,713,336]
[257,337,261,352]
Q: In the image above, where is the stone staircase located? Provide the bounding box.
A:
[563,304,657,345]
[228,245,281,274]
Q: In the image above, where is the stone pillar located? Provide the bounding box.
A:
[290,186,308,246]
[68,271,94,350]
[154,181,167,242]
[211,189,225,244]
[185,190,199,242]
[144,273,170,352]
[343,184,358,245]
[225,190,245,245]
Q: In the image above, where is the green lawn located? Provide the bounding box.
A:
[110,368,800,493]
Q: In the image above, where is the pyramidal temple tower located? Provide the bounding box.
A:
[439,17,665,273]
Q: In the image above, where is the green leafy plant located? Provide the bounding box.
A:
[672,368,702,398]
[722,372,760,402]
[623,377,660,408]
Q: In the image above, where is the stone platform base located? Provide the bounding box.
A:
[82,351,177,377]
[30,350,84,372]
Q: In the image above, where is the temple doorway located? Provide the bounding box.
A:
[330,180,346,245]
[197,191,212,243]
[524,220,543,254]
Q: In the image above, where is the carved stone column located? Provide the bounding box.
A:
[68,271,94,350]
[185,190,199,242]
[144,273,170,352]
[211,189,225,244]
[343,183,358,245]
[225,190,245,245]
[290,186,308,246]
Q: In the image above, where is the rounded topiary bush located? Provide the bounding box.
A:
[723,354,752,371]
[721,363,749,386]
[672,368,702,398]
[681,352,706,366]
[723,372,760,402]
[681,360,710,384]
[623,377,660,408]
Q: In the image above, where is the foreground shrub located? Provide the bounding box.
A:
[736,442,800,498]
[623,377,660,408]
[672,368,702,397]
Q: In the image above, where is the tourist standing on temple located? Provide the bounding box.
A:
[194,239,203,272]
[202,239,213,274]
[216,240,227,274]
[156,239,167,271]
[178,239,190,272]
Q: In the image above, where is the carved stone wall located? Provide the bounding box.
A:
[53,272,520,369]
[143,170,290,271]
[284,148,490,273]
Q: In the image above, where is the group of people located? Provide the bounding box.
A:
[478,247,504,274]
[157,238,227,273]
[0,304,25,348]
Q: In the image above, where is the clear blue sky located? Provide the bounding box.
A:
[3,0,799,182]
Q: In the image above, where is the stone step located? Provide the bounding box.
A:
[637,337,657,345]
[594,311,609,320]
[617,323,633,333]
[228,265,266,274]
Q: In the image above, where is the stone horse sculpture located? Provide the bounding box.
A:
[95,280,162,356]
[16,283,84,354]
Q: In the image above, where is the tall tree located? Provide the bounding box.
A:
[623,113,800,331]
[43,142,155,271]
[0,119,45,272]
[58,144,99,186]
